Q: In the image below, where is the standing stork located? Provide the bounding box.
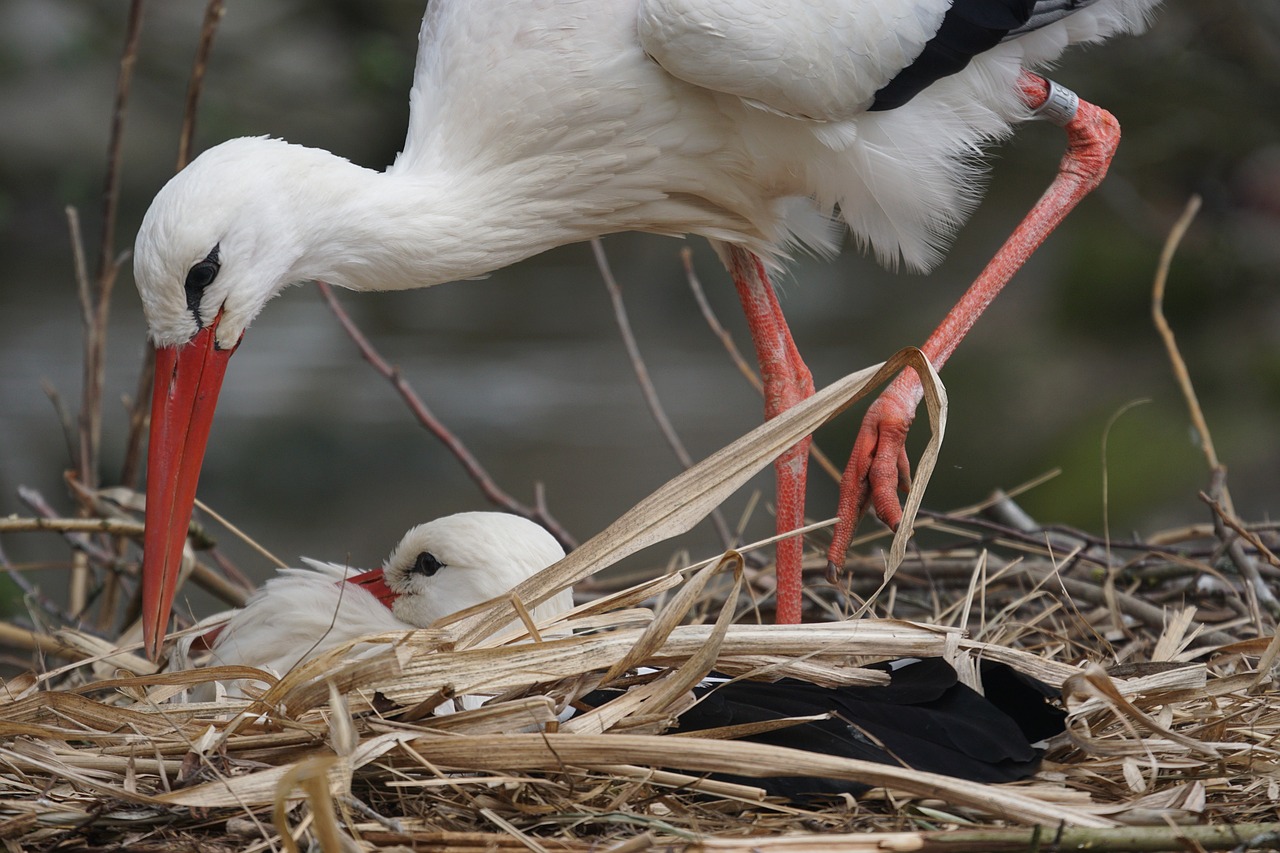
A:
[135,0,1161,657]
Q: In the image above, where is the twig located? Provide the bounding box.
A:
[67,206,92,354]
[0,538,80,629]
[0,623,82,660]
[192,497,287,569]
[95,0,145,294]
[118,349,154,491]
[682,248,761,393]
[177,0,225,170]
[1200,495,1280,571]
[315,281,577,550]
[681,248,843,483]
[83,0,146,492]
[0,517,147,537]
[40,379,78,471]
[1150,196,1275,622]
[593,239,734,550]
[66,206,93,615]
[1151,197,1226,504]
[0,511,249,611]
[1202,479,1278,623]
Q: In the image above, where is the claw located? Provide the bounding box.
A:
[826,385,918,575]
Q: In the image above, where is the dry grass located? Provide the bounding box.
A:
[3,396,1279,850]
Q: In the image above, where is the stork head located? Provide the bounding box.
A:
[381,512,567,628]
[134,138,330,659]
[134,137,330,349]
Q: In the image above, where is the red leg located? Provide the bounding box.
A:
[725,244,814,624]
[827,72,1122,573]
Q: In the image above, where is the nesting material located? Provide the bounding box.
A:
[3,357,1277,849]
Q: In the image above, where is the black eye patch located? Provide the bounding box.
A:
[411,551,444,578]
[185,244,221,328]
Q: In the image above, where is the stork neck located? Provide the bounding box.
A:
[304,158,602,293]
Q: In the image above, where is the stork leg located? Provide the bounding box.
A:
[725,244,814,624]
[827,72,1122,573]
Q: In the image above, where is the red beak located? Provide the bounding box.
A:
[347,568,399,607]
[142,316,238,660]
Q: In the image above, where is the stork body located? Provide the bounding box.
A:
[181,512,572,696]
[177,510,1064,801]
[136,0,1161,656]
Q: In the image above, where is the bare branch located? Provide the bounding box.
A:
[315,281,577,550]
[40,379,79,469]
[82,0,146,495]
[1202,482,1279,624]
[682,247,761,392]
[682,248,843,483]
[1151,198,1222,491]
[118,347,155,491]
[593,239,734,549]
[95,0,145,291]
[177,0,226,170]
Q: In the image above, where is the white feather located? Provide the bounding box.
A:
[175,512,572,702]
[134,0,1161,347]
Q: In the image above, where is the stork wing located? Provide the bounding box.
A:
[636,0,953,121]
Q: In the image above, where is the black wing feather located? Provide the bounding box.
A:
[870,0,1103,111]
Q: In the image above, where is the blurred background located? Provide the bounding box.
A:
[1,1,1277,617]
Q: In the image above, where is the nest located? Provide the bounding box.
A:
[3,347,1279,851]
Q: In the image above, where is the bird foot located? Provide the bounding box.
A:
[826,379,917,580]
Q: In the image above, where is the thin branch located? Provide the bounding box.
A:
[118,348,155,491]
[1151,197,1224,497]
[681,248,761,392]
[177,0,225,170]
[95,0,145,290]
[1,512,250,613]
[67,206,92,340]
[83,0,146,493]
[67,204,93,487]
[592,239,734,550]
[315,281,577,550]
[40,379,79,470]
[681,248,843,483]
[0,538,80,630]
[1201,495,1280,571]
[192,496,287,570]
[0,517,147,538]
[1202,481,1278,623]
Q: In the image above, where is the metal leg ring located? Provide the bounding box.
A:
[1030,79,1079,127]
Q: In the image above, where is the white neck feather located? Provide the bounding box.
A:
[285,153,610,294]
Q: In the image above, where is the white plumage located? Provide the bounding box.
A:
[135,0,1157,350]
[181,512,572,697]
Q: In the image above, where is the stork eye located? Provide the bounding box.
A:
[185,244,221,327]
[411,551,444,577]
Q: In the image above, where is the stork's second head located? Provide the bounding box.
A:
[382,512,568,628]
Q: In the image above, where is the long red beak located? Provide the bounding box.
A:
[142,317,238,660]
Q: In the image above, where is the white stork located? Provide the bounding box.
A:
[176,510,1065,801]
[135,0,1162,657]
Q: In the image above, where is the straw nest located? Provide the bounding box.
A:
[3,344,1279,853]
